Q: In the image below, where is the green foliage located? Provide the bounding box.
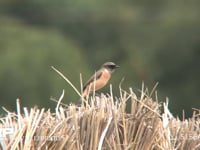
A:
[0,18,89,112]
[0,0,200,117]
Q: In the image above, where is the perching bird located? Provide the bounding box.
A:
[81,62,119,98]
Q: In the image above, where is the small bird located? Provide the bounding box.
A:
[81,62,119,98]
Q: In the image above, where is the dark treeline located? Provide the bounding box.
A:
[0,0,200,117]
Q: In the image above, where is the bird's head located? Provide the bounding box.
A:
[101,62,120,73]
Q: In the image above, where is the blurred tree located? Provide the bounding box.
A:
[0,18,90,114]
[0,0,200,117]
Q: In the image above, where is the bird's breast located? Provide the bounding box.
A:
[93,69,111,90]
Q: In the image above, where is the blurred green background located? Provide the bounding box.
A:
[0,0,200,118]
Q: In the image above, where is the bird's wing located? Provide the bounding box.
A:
[83,71,103,91]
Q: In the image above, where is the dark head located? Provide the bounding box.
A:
[101,62,120,73]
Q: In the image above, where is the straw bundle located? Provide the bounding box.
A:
[0,87,200,150]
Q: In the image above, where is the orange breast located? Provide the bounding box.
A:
[90,69,110,91]
[93,69,110,90]
[81,69,111,97]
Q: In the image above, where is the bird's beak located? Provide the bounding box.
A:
[115,65,120,68]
